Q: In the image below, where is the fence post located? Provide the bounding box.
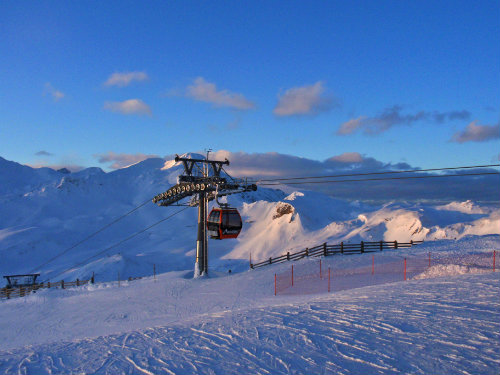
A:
[410,240,414,246]
[328,267,331,293]
[341,242,344,254]
[91,272,95,284]
[305,248,309,257]
[291,265,294,286]
[274,273,277,296]
[323,242,327,257]
[372,255,374,275]
[395,240,398,249]
[404,258,407,281]
[61,280,65,289]
[287,252,290,261]
[48,281,51,288]
[76,279,79,286]
[380,240,383,251]
[361,241,364,253]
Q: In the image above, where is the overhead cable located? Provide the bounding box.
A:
[254,164,500,183]
[44,206,190,282]
[258,172,500,186]
[29,199,152,274]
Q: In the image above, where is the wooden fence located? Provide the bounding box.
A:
[1,273,146,300]
[251,240,423,269]
[0,278,91,300]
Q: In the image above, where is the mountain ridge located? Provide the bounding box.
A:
[0,155,498,285]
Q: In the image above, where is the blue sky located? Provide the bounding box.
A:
[1,0,499,173]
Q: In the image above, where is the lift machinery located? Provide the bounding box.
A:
[152,155,257,277]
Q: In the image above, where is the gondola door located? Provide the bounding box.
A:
[207,209,222,239]
[207,208,242,239]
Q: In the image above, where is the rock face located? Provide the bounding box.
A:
[273,203,294,219]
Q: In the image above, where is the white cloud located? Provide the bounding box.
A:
[337,117,367,135]
[451,121,500,143]
[94,152,161,170]
[185,77,255,110]
[43,83,65,101]
[211,150,403,179]
[329,152,364,163]
[273,81,334,116]
[338,106,471,136]
[103,99,152,116]
[104,71,149,87]
[209,150,497,203]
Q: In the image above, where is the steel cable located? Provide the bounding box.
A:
[29,199,152,274]
[43,206,190,282]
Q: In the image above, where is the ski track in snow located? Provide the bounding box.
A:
[1,155,500,374]
[0,272,498,375]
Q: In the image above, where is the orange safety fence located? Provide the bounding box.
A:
[275,251,497,296]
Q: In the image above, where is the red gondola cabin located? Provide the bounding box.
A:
[207,208,242,239]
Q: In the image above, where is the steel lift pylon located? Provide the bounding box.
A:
[152,155,257,277]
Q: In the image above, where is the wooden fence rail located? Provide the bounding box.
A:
[1,273,145,301]
[0,278,91,300]
[251,240,423,269]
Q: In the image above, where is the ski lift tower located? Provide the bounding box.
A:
[152,154,257,277]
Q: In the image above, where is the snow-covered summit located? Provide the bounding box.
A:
[0,154,498,284]
[436,200,489,214]
[0,156,62,196]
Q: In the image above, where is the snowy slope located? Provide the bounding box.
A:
[0,156,63,197]
[225,198,499,261]
[1,153,499,375]
[0,155,499,285]
[0,238,498,374]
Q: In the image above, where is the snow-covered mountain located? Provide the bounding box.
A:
[0,155,498,284]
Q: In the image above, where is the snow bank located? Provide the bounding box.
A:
[0,271,498,375]
[412,264,491,280]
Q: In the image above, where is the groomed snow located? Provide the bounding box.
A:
[1,156,499,374]
[0,275,498,374]
[0,238,499,374]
